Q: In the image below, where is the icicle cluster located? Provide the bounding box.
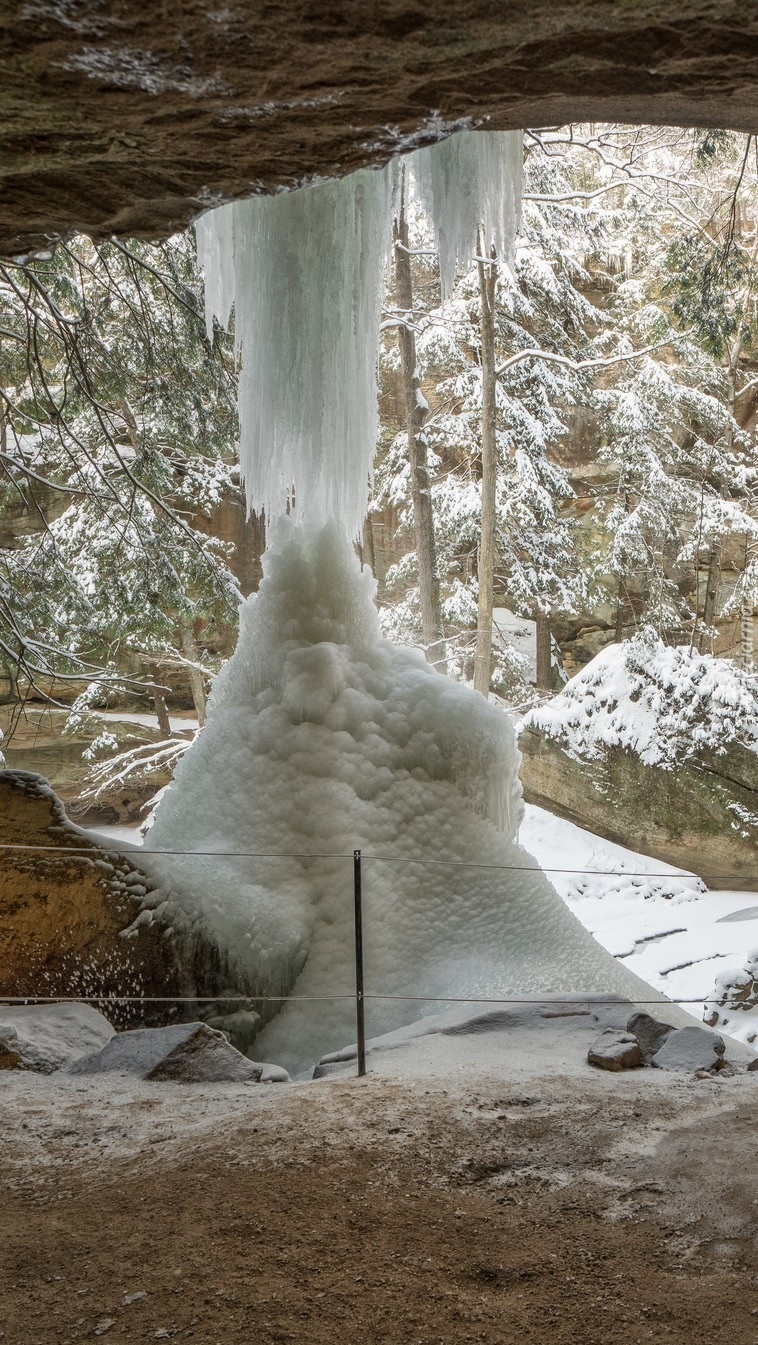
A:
[195,129,523,535]
[410,130,524,300]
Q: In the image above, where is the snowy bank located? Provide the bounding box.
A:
[519,634,758,888]
[522,631,758,768]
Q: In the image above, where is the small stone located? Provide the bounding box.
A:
[588,1028,642,1072]
[0,1029,22,1070]
[650,1026,725,1073]
[93,1321,115,1337]
[746,1057,758,1072]
[626,1011,675,1062]
[122,1291,148,1306]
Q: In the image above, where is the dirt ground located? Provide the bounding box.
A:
[1,1065,757,1345]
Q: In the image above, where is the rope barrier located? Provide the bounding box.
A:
[0,994,712,1006]
[0,840,748,884]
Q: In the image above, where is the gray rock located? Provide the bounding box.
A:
[747,1057,758,1072]
[0,1004,114,1073]
[259,1062,291,1084]
[626,1011,675,1062]
[588,1028,642,1072]
[0,1027,22,1069]
[68,1022,264,1083]
[650,1025,725,1073]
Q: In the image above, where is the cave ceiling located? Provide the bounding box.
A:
[1,1,757,257]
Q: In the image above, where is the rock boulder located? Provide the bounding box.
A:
[587,1028,642,1072]
[68,1022,281,1084]
[650,1026,726,1073]
[0,1003,114,1073]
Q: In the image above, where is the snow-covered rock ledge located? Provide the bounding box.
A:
[519,636,758,890]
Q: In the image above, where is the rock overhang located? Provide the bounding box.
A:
[2,0,758,256]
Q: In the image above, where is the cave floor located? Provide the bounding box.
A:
[1,1056,756,1344]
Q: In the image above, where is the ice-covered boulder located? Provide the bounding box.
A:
[0,1003,114,1073]
[520,636,758,889]
[68,1022,287,1083]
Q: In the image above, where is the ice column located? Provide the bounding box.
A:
[195,131,524,535]
[196,166,397,540]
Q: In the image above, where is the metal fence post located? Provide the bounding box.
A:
[353,848,367,1077]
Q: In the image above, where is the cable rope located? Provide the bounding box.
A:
[0,841,747,884]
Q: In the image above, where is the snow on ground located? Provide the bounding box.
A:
[520,803,758,1036]
[94,710,199,732]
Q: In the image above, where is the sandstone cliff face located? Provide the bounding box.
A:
[0,770,290,1048]
[2,2,758,256]
[0,770,185,1017]
[519,728,758,892]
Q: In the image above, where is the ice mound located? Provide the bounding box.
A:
[141,521,655,1072]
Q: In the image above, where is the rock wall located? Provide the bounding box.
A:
[0,770,187,1016]
[519,728,758,891]
[2,2,758,256]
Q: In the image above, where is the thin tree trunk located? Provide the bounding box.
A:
[361,514,376,576]
[180,622,207,727]
[394,184,446,671]
[149,669,172,739]
[698,541,722,653]
[473,232,498,697]
[614,581,625,642]
[535,610,552,691]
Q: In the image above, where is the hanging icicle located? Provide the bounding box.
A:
[410,129,523,299]
[195,130,523,535]
[196,165,397,539]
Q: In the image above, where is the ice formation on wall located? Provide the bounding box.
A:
[141,523,656,1072]
[410,130,524,300]
[195,129,523,535]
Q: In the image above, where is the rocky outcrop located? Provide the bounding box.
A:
[0,769,282,1049]
[2,3,758,257]
[0,770,189,1020]
[519,729,758,891]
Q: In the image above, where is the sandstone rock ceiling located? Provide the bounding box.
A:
[1,1,757,256]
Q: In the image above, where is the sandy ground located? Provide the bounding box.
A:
[2,1010,757,1345]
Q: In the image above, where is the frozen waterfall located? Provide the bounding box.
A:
[141,523,656,1073]
[149,132,662,1072]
